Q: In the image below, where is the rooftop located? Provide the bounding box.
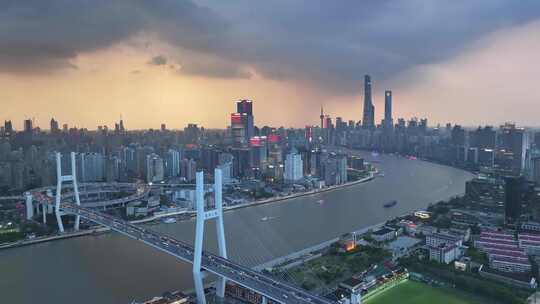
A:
[340,277,363,289]
[491,257,531,267]
[485,248,527,259]
[477,238,518,246]
[387,236,421,251]
[428,233,460,242]
[372,227,395,236]
[477,243,523,252]
[429,244,457,253]
[481,231,515,240]
[519,234,540,241]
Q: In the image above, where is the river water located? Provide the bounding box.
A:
[0,152,474,304]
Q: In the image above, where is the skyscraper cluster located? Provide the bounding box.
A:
[361,74,393,132]
[2,89,540,197]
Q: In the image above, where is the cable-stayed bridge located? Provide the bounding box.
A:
[60,202,334,304]
[18,152,336,304]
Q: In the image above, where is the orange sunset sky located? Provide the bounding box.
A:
[1,1,540,130]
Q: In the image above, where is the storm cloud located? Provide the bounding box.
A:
[1,0,540,92]
[0,0,227,72]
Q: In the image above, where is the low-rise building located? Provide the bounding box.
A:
[484,248,528,262]
[138,291,189,304]
[475,230,532,273]
[521,221,540,233]
[518,233,540,255]
[226,282,277,304]
[397,220,419,235]
[449,224,471,242]
[490,257,532,273]
[454,257,470,271]
[479,266,537,289]
[386,236,422,260]
[429,244,462,264]
[426,233,462,248]
[475,231,519,249]
[371,227,396,242]
[339,277,364,293]
[417,224,437,236]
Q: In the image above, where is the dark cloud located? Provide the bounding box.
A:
[2,0,540,92]
[195,0,540,93]
[179,61,251,79]
[0,0,226,73]
[148,55,167,66]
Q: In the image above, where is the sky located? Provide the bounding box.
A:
[1,1,540,130]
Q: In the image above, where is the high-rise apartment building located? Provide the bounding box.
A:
[105,156,120,182]
[284,150,303,182]
[470,126,496,149]
[78,152,105,182]
[451,125,466,146]
[504,176,527,224]
[50,118,60,133]
[23,119,33,133]
[500,123,530,174]
[181,158,197,182]
[531,157,540,184]
[4,120,13,136]
[166,149,181,177]
[146,153,164,183]
[322,155,348,186]
[217,162,232,185]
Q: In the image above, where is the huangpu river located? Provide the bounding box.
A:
[0,152,474,304]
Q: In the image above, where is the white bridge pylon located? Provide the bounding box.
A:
[193,169,228,304]
[55,152,81,233]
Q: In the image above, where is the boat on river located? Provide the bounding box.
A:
[383,200,398,208]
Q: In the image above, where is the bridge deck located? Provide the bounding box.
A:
[61,203,335,304]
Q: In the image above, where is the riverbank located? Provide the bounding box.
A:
[251,176,468,273]
[0,151,476,304]
[134,170,377,224]
[223,170,377,212]
[0,226,110,250]
[254,220,386,271]
[0,172,377,250]
[340,146,478,176]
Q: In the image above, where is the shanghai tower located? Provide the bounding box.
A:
[362,75,375,129]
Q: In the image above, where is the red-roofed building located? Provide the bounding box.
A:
[491,257,532,273]
[476,230,532,274]
[518,233,540,255]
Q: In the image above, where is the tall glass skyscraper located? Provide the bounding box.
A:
[362,75,375,129]
[384,90,393,130]
[236,99,254,142]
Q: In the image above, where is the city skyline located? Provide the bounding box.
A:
[3,97,539,132]
[4,3,540,304]
[2,2,540,129]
